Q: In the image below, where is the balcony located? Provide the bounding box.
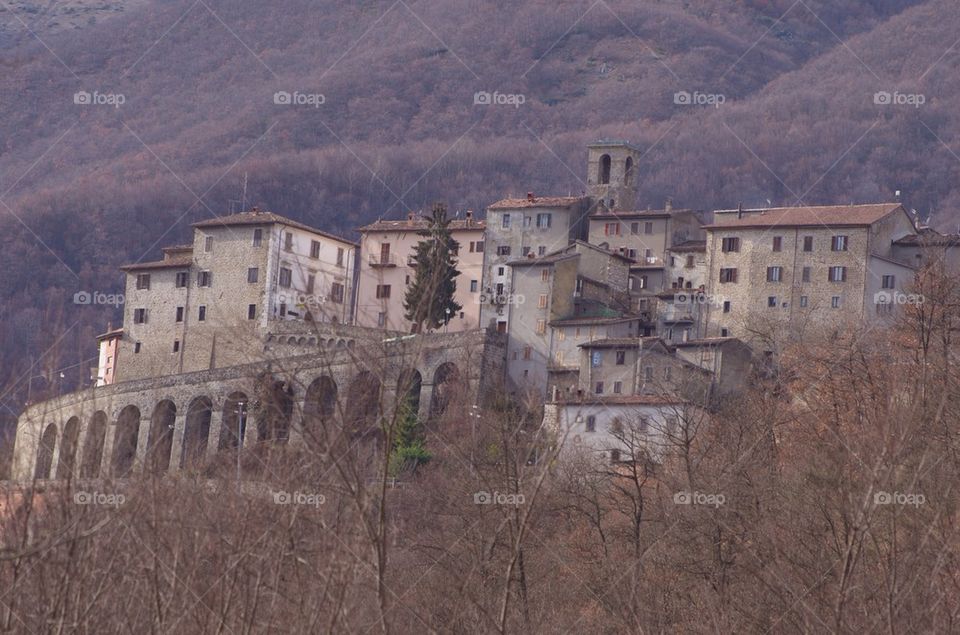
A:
[660,306,694,323]
[368,253,397,267]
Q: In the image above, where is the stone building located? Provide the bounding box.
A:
[355,211,485,333]
[701,203,918,345]
[116,209,357,382]
[585,140,642,211]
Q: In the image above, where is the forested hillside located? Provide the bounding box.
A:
[1,0,957,415]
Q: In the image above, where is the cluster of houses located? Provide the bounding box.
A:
[100,140,960,461]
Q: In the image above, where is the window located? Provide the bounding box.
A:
[719,268,738,283]
[173,340,180,353]
[721,237,740,252]
[767,266,782,282]
[720,328,729,337]
[376,284,391,299]
[310,240,321,259]
[882,274,895,289]
[336,247,345,267]
[768,296,777,308]
[800,296,808,308]
[585,415,596,432]
[613,381,622,394]
[253,228,262,247]
[538,246,546,256]
[828,266,847,282]
[134,342,141,354]
[204,236,213,252]
[330,282,344,303]
[521,246,531,257]
[475,241,484,253]
[610,449,621,464]
[555,350,564,364]
[197,271,212,287]
[723,300,731,313]
[279,303,287,317]
[831,235,849,251]
[175,306,184,322]
[831,296,841,308]
[136,274,150,290]
[306,274,315,294]
[604,222,620,236]
[669,256,676,267]
[541,269,549,282]
[772,236,782,252]
[523,216,531,228]
[377,312,386,327]
[538,294,547,308]
[536,319,546,334]
[644,366,653,381]
[198,306,206,321]
[247,267,259,283]
[615,350,626,365]
[645,249,653,259]
[599,154,611,184]
[595,381,604,395]
[630,222,639,235]
[803,236,813,251]
[802,266,811,283]
[284,232,294,252]
[523,346,532,360]
[664,367,673,381]
[133,308,147,324]
[536,213,552,228]
[497,267,505,276]
[278,267,292,288]
[497,246,511,256]
[501,214,511,229]
[175,271,189,288]
[470,280,478,293]
[644,221,654,235]
[685,255,695,268]
[248,304,256,320]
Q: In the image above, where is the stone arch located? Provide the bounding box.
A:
[327,338,335,348]
[599,154,611,184]
[34,423,57,480]
[337,339,346,349]
[257,379,294,443]
[219,392,249,450]
[146,400,176,474]
[297,336,306,345]
[287,336,296,345]
[111,405,141,477]
[80,411,107,478]
[398,369,423,418]
[304,376,338,429]
[181,396,212,469]
[56,416,81,479]
[430,362,461,418]
[624,156,633,185]
[346,371,381,434]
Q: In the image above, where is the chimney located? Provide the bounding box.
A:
[465,209,474,220]
[251,206,261,215]
[664,198,673,211]
[527,192,535,202]
[407,211,416,221]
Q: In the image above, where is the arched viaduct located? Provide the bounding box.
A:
[12,329,505,483]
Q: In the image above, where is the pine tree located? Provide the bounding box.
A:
[403,203,462,332]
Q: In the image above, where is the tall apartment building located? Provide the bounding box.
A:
[354,211,485,332]
[113,209,357,382]
[702,203,918,344]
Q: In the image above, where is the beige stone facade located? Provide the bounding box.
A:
[355,212,485,333]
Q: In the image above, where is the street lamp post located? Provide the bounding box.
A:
[444,307,451,333]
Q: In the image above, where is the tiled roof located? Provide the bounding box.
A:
[96,327,123,340]
[577,337,653,349]
[551,315,640,327]
[673,337,740,347]
[590,207,695,219]
[706,203,904,229]
[893,228,960,246]
[358,217,485,232]
[667,240,707,253]
[507,252,578,267]
[488,196,586,210]
[162,244,193,253]
[193,209,358,245]
[554,395,684,406]
[119,256,193,271]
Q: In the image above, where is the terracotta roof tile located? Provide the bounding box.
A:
[119,256,193,271]
[357,217,486,232]
[706,203,904,229]
[488,196,586,210]
[192,209,357,245]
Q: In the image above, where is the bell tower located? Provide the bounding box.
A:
[587,141,641,211]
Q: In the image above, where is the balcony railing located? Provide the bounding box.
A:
[368,253,397,267]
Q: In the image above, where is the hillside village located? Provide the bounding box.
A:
[11,140,960,480]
